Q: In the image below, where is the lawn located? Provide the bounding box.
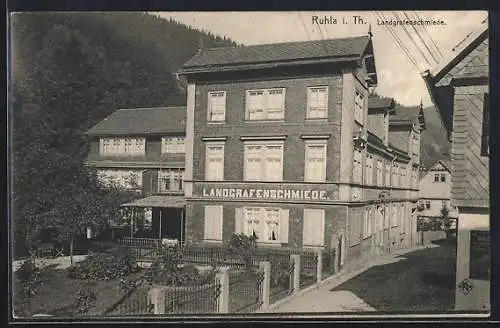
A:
[330,240,457,312]
[12,266,146,317]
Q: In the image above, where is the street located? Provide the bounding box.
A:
[266,240,456,313]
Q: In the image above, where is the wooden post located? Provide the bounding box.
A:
[291,254,300,294]
[216,266,230,313]
[259,261,271,310]
[180,208,184,245]
[316,249,322,283]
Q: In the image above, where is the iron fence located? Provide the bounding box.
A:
[104,286,153,316]
[268,255,294,305]
[162,282,220,314]
[228,269,264,313]
[299,252,318,288]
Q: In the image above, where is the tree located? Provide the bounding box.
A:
[441,204,454,239]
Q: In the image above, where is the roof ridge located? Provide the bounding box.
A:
[202,35,369,52]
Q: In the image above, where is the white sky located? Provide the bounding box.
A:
[157,11,487,106]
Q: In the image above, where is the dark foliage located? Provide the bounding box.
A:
[15,260,42,298]
[74,288,97,314]
[67,253,139,281]
[224,233,258,270]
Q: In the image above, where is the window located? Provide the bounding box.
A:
[412,135,419,155]
[363,207,373,239]
[392,165,398,187]
[401,166,406,188]
[242,207,283,243]
[303,209,325,246]
[434,174,440,182]
[349,214,362,246]
[385,162,391,186]
[481,93,489,156]
[365,155,373,185]
[244,142,284,181]
[354,90,365,124]
[205,142,225,181]
[425,200,431,210]
[376,206,384,232]
[162,137,185,153]
[204,206,223,241]
[383,205,390,229]
[390,205,398,227]
[98,169,142,189]
[353,149,363,184]
[376,160,383,186]
[246,88,285,120]
[99,137,145,155]
[208,91,226,122]
[307,86,328,119]
[158,169,183,192]
[440,173,446,182]
[305,141,327,182]
[399,204,405,230]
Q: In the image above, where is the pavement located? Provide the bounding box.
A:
[261,244,433,313]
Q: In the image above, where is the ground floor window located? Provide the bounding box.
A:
[204,205,223,241]
[303,209,325,246]
[158,168,184,192]
[235,206,289,244]
[363,207,373,239]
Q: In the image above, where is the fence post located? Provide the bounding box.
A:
[216,266,230,313]
[290,254,300,294]
[147,287,165,314]
[259,261,271,310]
[316,250,322,283]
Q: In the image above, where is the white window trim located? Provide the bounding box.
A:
[205,141,225,181]
[161,136,185,154]
[354,89,365,125]
[306,86,328,119]
[245,88,286,121]
[244,140,284,182]
[304,140,327,182]
[100,137,145,155]
[158,168,184,193]
[243,207,281,244]
[207,91,227,122]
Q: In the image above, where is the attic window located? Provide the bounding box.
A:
[481,93,489,157]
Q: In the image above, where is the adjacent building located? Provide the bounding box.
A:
[422,23,489,311]
[85,106,187,242]
[179,32,424,269]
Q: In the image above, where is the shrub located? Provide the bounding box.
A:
[75,288,97,314]
[16,259,41,297]
[144,247,216,287]
[223,233,257,270]
[67,252,139,281]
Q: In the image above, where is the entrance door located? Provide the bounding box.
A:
[151,207,185,243]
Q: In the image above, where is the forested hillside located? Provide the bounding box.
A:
[10,12,237,256]
[420,106,451,170]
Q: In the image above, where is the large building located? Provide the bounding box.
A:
[85,106,187,242]
[422,23,489,311]
[179,32,424,269]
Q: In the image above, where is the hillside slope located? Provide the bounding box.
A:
[420,105,451,170]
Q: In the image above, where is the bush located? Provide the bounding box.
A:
[144,247,216,287]
[223,233,257,270]
[67,252,139,281]
[16,259,42,297]
[75,288,97,314]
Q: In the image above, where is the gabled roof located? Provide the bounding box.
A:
[389,105,426,131]
[421,23,488,137]
[85,106,186,136]
[180,35,377,84]
[427,159,451,173]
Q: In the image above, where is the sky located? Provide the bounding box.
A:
[156,11,487,107]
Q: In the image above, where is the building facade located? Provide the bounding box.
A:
[85,106,187,242]
[418,160,459,220]
[422,24,489,311]
[179,33,424,269]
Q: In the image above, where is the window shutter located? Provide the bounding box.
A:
[235,207,243,234]
[280,209,289,243]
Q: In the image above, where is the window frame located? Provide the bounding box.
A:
[207,91,227,122]
[306,86,328,119]
[303,209,325,246]
[243,207,281,244]
[244,141,284,182]
[245,88,286,121]
[158,168,184,193]
[203,205,223,242]
[304,140,327,182]
[161,136,185,154]
[354,89,365,124]
[205,142,225,181]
